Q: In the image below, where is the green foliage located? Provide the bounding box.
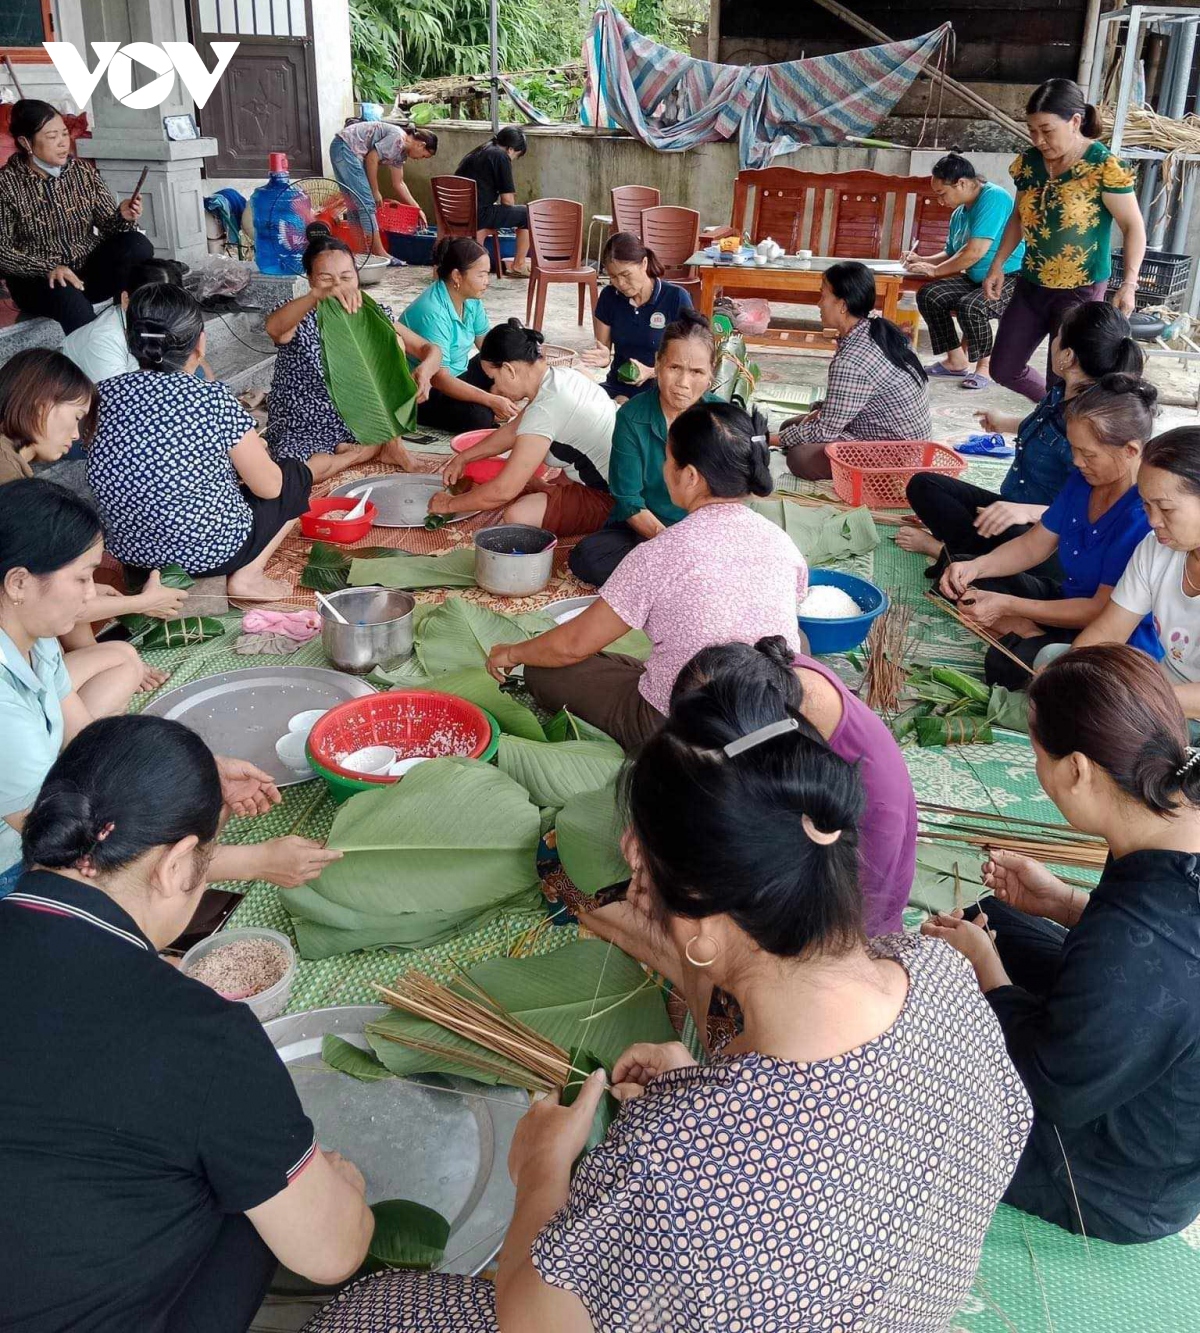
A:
[317,293,418,446]
[365,1199,450,1272]
[554,780,630,895]
[301,543,395,595]
[322,1033,394,1082]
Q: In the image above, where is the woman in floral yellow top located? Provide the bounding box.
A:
[983,78,1145,403]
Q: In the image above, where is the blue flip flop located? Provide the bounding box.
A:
[954,433,1014,458]
[925,362,969,378]
[961,372,992,390]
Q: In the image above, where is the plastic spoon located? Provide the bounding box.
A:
[344,486,373,521]
[315,591,348,624]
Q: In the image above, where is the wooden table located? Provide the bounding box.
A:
[686,253,905,351]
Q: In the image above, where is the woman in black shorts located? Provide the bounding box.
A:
[454,127,532,277]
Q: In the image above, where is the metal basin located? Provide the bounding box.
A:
[319,586,415,674]
[473,524,557,597]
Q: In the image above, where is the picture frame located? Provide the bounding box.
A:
[163,113,200,142]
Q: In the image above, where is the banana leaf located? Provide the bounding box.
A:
[348,548,478,590]
[414,597,557,676]
[317,292,419,444]
[135,616,227,649]
[497,735,625,811]
[365,939,674,1083]
[119,563,194,639]
[544,709,620,750]
[365,1199,450,1273]
[909,843,988,916]
[604,625,654,662]
[284,758,542,959]
[555,780,630,895]
[564,1045,619,1156]
[745,498,878,565]
[987,685,1030,733]
[322,1033,393,1082]
[421,667,546,741]
[301,542,396,594]
[712,331,758,407]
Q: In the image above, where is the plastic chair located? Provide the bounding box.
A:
[525,198,598,331]
[429,175,504,276]
[610,185,661,238]
[640,205,701,297]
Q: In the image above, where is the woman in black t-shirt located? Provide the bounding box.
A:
[455,126,532,277]
[0,714,374,1332]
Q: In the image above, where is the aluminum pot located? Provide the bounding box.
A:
[319,587,415,675]
[473,525,557,597]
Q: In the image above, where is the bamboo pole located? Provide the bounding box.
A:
[809,0,1030,144]
[923,591,1034,677]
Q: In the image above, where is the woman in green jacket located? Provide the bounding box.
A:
[569,309,718,586]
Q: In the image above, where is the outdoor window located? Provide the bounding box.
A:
[0,0,54,63]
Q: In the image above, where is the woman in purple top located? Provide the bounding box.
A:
[672,637,917,935]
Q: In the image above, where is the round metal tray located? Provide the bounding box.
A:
[331,475,480,529]
[542,594,598,625]
[141,666,374,787]
[265,1004,523,1286]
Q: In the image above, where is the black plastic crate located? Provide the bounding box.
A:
[1108,248,1192,308]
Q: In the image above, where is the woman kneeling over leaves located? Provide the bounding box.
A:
[302,672,1028,1332]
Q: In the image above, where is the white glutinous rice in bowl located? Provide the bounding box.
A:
[799,585,863,620]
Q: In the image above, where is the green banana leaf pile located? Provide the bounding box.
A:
[317,292,419,445]
[712,331,760,408]
[745,497,879,565]
[348,547,478,591]
[301,543,396,594]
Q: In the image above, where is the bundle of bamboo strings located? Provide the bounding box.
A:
[864,603,914,714]
[372,970,570,1093]
[917,802,1108,871]
[923,591,1033,677]
[1099,104,1200,190]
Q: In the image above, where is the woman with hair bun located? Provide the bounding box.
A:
[264,226,440,466]
[454,126,532,277]
[940,373,1160,686]
[303,675,1026,1333]
[0,714,374,1327]
[484,402,806,749]
[401,237,517,433]
[984,78,1146,402]
[925,644,1200,1244]
[906,151,1024,389]
[433,317,617,538]
[1076,426,1200,729]
[580,231,695,400]
[88,284,321,602]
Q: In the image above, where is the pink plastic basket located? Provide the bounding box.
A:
[825,441,966,509]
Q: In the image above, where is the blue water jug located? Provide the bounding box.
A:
[251,152,306,276]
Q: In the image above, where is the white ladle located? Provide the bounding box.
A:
[344,486,373,521]
[315,591,348,624]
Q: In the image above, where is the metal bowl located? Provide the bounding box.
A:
[473,524,557,597]
[319,586,415,674]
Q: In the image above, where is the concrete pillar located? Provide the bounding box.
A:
[74,0,219,263]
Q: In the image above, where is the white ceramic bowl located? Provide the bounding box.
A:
[385,755,432,778]
[341,744,398,775]
[275,730,314,774]
[287,708,327,735]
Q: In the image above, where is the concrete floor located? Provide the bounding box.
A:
[366,263,1200,441]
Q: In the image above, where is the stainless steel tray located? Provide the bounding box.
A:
[543,594,598,625]
[331,475,480,528]
[142,666,374,787]
[265,1005,523,1284]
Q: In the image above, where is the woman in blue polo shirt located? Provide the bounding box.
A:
[401,238,520,433]
[906,153,1024,390]
[570,309,719,586]
[580,233,693,401]
[939,374,1159,688]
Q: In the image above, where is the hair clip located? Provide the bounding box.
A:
[750,434,767,445]
[801,813,842,846]
[723,716,799,758]
[139,331,167,341]
[1177,748,1200,778]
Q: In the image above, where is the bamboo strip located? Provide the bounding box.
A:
[918,801,1104,842]
[865,604,915,713]
[917,828,1108,870]
[923,592,1034,677]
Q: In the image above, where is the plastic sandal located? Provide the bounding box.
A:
[925,362,969,378]
[961,373,992,390]
[954,433,1014,458]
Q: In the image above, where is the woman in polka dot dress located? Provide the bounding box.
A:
[303,675,1030,1333]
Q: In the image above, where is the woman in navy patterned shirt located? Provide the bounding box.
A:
[303,674,1029,1333]
[88,285,315,602]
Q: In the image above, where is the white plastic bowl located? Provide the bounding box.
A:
[275,730,313,774]
[180,927,296,1023]
[288,709,328,735]
[341,744,397,774]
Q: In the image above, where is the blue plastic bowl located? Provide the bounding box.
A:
[798,569,889,655]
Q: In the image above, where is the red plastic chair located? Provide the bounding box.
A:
[640,205,701,297]
[429,175,504,276]
[610,185,660,238]
[525,198,598,331]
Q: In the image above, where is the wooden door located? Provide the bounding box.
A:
[188,0,321,176]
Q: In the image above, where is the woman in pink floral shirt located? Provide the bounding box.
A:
[486,402,808,749]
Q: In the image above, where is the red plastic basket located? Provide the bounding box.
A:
[299,496,378,544]
[307,692,492,785]
[377,200,421,236]
[825,441,966,509]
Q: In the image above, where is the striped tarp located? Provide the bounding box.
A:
[581,3,950,170]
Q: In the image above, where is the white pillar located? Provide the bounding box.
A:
[74,0,219,263]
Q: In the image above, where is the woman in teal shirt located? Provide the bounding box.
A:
[569,309,718,586]
[400,238,519,434]
[906,153,1024,390]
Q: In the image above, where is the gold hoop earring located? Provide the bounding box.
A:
[684,934,719,968]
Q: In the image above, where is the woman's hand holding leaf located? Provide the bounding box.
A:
[508,1071,608,1190]
[486,642,522,682]
[611,1042,696,1102]
[138,569,190,620]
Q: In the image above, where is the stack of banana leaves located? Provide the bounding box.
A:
[711,331,760,409]
[887,666,1027,748]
